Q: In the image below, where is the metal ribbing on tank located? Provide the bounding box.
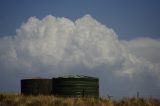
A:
[21,78,52,95]
[52,76,99,97]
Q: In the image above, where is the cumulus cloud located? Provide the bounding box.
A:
[121,38,160,63]
[0,15,160,98]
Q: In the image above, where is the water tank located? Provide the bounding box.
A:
[52,75,99,97]
[21,77,52,95]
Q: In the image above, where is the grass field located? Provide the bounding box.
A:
[0,93,160,106]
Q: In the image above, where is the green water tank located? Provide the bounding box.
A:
[52,75,99,97]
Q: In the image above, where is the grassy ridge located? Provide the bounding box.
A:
[0,93,160,106]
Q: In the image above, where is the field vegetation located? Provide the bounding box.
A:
[0,93,160,106]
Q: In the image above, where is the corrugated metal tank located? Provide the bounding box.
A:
[21,77,52,95]
[52,75,99,97]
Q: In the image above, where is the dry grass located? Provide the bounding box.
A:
[0,93,160,106]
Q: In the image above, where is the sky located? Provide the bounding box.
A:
[0,0,160,98]
[1,0,160,40]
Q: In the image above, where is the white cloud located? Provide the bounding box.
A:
[121,38,160,63]
[0,15,160,98]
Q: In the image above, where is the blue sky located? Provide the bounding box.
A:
[0,0,160,40]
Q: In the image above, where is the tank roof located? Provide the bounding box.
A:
[21,77,50,80]
[54,75,98,79]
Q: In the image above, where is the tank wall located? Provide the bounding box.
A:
[21,79,52,95]
[21,77,99,97]
[52,78,99,97]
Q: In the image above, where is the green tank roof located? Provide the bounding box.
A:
[55,75,98,79]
